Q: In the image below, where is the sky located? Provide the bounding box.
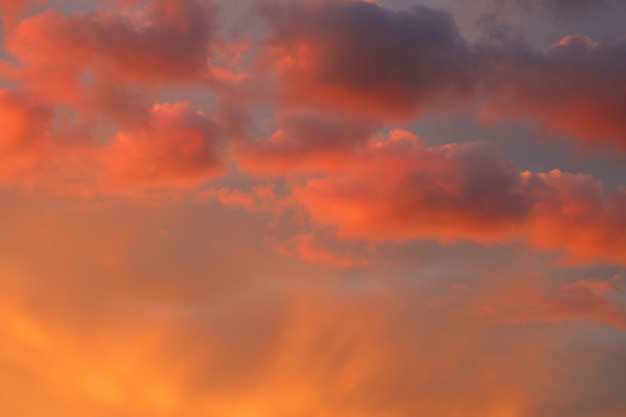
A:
[1,0,626,416]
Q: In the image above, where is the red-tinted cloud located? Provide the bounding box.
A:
[0,86,225,195]
[5,0,215,104]
[102,101,224,189]
[0,88,53,183]
[481,35,626,148]
[292,130,532,244]
[0,0,40,28]
[291,130,626,264]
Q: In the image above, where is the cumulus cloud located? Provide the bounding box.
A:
[480,34,626,148]
[0,0,40,28]
[102,101,224,189]
[256,1,626,148]
[290,130,626,265]
[258,0,475,120]
[5,0,216,103]
[0,88,225,194]
[2,2,626,416]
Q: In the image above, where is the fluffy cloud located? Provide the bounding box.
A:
[258,1,626,148]
[0,0,40,27]
[102,101,224,189]
[5,0,216,103]
[291,130,626,264]
[481,35,626,148]
[2,2,626,416]
[259,0,475,120]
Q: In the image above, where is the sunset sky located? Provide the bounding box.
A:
[1,0,626,416]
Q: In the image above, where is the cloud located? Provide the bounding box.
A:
[2,2,626,416]
[275,233,370,268]
[292,129,531,244]
[258,0,475,120]
[0,0,40,28]
[236,110,375,176]
[479,275,626,330]
[5,0,216,103]
[481,35,626,148]
[256,1,626,148]
[102,101,224,189]
[0,88,53,183]
[0,86,226,195]
[512,0,617,15]
[1,179,625,417]
[290,129,626,264]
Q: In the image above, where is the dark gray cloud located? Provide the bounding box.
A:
[259,0,626,148]
[258,0,476,119]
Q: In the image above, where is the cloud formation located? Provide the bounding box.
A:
[480,275,626,329]
[103,101,224,189]
[5,0,216,104]
[481,34,626,148]
[259,1,626,148]
[0,89,53,183]
[291,130,626,264]
[2,3,626,416]
[259,0,475,120]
